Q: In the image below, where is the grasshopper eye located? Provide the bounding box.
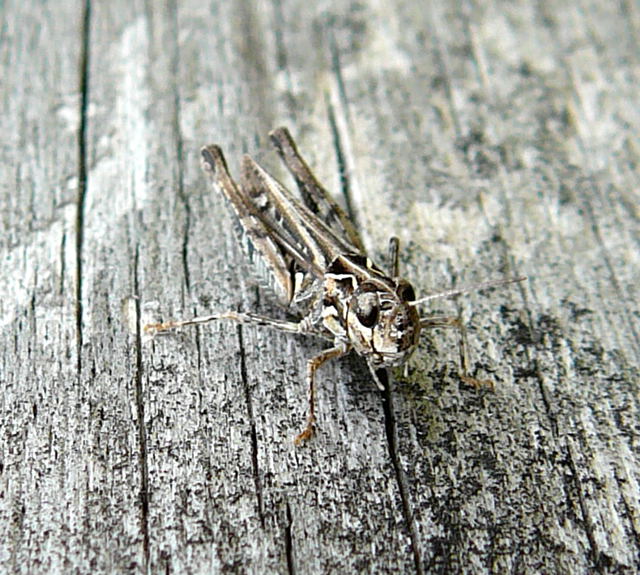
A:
[397,282,416,302]
[354,293,379,328]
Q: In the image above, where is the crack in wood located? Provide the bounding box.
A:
[236,323,266,527]
[326,101,358,234]
[133,244,151,571]
[284,499,295,575]
[381,372,425,575]
[74,0,91,375]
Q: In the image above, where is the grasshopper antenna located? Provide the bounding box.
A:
[409,276,526,307]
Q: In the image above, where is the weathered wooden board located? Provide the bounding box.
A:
[1,0,638,573]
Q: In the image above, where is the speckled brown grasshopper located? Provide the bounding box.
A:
[146,127,524,444]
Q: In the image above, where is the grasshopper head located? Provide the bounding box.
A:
[346,279,421,368]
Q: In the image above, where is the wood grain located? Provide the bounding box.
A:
[1,0,638,573]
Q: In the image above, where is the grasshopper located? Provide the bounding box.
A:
[146,127,524,444]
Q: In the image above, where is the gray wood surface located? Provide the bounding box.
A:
[1,1,639,573]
